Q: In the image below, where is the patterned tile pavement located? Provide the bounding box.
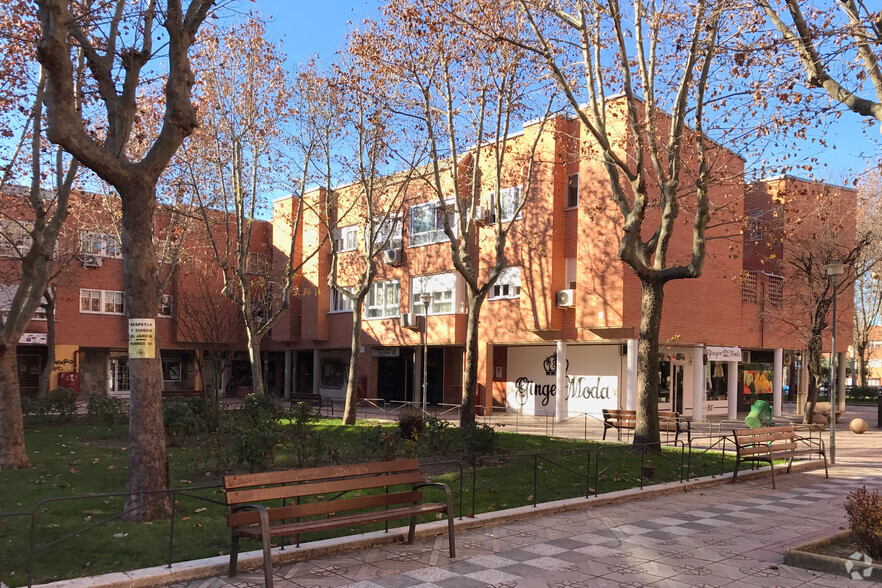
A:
[169,463,882,588]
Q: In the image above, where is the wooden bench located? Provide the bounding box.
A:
[224,459,455,587]
[732,424,828,489]
[601,409,691,444]
[289,393,333,416]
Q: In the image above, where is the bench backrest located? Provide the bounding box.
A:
[223,459,423,528]
[733,424,797,455]
[603,409,679,421]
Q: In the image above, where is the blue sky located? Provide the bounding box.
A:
[246,0,879,186]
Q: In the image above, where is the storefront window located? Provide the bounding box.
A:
[658,357,671,403]
[706,361,728,401]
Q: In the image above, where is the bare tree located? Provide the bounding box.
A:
[853,173,882,387]
[35,0,216,520]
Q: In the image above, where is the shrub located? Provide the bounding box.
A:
[86,395,127,428]
[286,401,321,468]
[397,407,426,441]
[844,487,882,558]
[417,416,453,457]
[226,393,285,472]
[359,424,411,461]
[39,387,78,420]
[163,398,201,446]
[460,422,497,464]
[20,395,40,416]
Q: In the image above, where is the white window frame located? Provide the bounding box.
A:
[411,273,459,315]
[246,252,266,274]
[0,220,33,258]
[0,284,46,319]
[158,294,173,318]
[110,357,130,392]
[79,231,122,259]
[409,200,456,247]
[489,267,521,300]
[566,173,579,208]
[330,286,354,313]
[489,186,524,223]
[365,280,401,319]
[79,289,125,315]
[333,225,358,252]
[367,216,403,254]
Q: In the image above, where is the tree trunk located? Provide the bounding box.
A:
[196,349,220,433]
[802,332,823,425]
[120,181,170,521]
[38,291,56,397]
[460,290,483,427]
[854,342,867,388]
[634,279,663,450]
[342,307,364,425]
[0,342,30,468]
[246,330,264,395]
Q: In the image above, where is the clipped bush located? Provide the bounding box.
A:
[86,395,127,428]
[39,387,78,420]
[20,395,40,416]
[397,407,426,441]
[460,422,497,464]
[226,393,285,472]
[163,398,201,446]
[359,424,411,461]
[286,401,321,468]
[417,416,453,457]
[844,487,882,558]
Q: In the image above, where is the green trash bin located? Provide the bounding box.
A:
[745,399,772,428]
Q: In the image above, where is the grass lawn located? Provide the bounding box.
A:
[0,418,738,587]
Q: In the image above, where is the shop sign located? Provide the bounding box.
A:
[19,332,47,345]
[371,347,400,358]
[506,347,618,415]
[128,318,156,359]
[706,346,741,362]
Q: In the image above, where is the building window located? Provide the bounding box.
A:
[79,231,122,259]
[741,271,757,304]
[565,257,577,289]
[246,252,265,274]
[79,289,125,315]
[162,359,182,382]
[768,274,783,306]
[158,295,173,318]
[411,273,458,315]
[567,174,579,208]
[747,209,764,242]
[367,216,402,253]
[333,225,358,252]
[0,220,33,257]
[365,280,401,319]
[110,358,130,392]
[490,186,523,223]
[489,267,521,300]
[330,286,354,313]
[320,359,346,388]
[409,201,456,247]
[0,284,46,319]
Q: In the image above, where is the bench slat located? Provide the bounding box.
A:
[234,502,449,540]
[225,459,420,491]
[227,471,422,505]
[228,490,423,527]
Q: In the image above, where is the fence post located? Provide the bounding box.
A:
[533,455,538,508]
[167,491,177,568]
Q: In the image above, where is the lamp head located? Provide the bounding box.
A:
[822,262,848,282]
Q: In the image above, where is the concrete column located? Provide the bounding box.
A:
[727,361,738,421]
[773,348,783,418]
[838,351,847,412]
[555,341,568,422]
[283,350,292,400]
[692,346,705,421]
[625,339,638,411]
[312,350,321,396]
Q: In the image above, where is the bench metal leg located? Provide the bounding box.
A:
[261,532,274,588]
[769,462,776,490]
[229,534,240,577]
[731,458,741,483]
[448,513,456,558]
[407,516,417,544]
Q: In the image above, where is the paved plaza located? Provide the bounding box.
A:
[158,403,882,588]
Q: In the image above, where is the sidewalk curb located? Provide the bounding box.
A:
[31,460,828,588]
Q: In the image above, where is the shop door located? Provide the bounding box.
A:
[17,352,43,397]
[658,359,685,413]
[376,352,413,403]
[426,348,444,405]
[672,363,684,413]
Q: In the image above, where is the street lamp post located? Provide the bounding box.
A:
[420,292,433,414]
[823,262,847,465]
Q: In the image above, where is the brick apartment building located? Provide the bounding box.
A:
[5,114,856,420]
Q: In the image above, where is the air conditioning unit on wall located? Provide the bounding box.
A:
[556,289,575,307]
[383,248,403,265]
[400,313,418,330]
[474,205,488,225]
[82,254,103,268]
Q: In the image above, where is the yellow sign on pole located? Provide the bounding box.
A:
[128,318,156,359]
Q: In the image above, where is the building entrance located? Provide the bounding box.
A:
[376,350,413,403]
